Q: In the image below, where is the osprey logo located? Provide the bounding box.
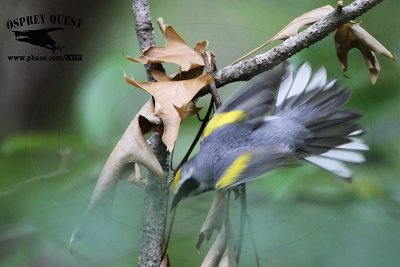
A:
[6,14,83,53]
[12,28,65,52]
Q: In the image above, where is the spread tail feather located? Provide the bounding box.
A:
[218,62,288,118]
[274,63,368,180]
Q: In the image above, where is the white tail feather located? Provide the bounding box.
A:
[349,129,364,136]
[323,79,337,91]
[287,63,311,98]
[320,149,365,163]
[305,155,352,178]
[306,67,327,92]
[336,140,369,150]
[276,65,294,107]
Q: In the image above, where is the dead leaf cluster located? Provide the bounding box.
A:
[197,192,238,267]
[233,4,396,84]
[69,99,164,249]
[125,17,213,152]
[334,21,396,84]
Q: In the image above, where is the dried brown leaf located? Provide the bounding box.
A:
[126,18,207,72]
[160,252,171,267]
[272,5,334,40]
[175,101,202,120]
[69,99,164,249]
[200,223,228,267]
[232,5,334,64]
[217,240,237,267]
[151,67,205,82]
[126,163,145,187]
[170,67,205,81]
[334,22,396,84]
[194,40,209,53]
[196,192,228,251]
[125,72,213,151]
[151,69,172,82]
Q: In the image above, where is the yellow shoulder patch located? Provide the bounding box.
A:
[173,168,182,192]
[202,110,247,139]
[215,152,252,189]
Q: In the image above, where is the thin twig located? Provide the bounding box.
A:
[201,51,222,108]
[247,215,261,267]
[235,184,247,263]
[170,97,214,174]
[0,148,70,197]
[161,206,177,260]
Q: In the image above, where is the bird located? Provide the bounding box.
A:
[171,62,368,209]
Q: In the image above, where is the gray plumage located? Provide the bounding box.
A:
[172,62,368,209]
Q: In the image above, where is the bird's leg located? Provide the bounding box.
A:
[235,184,247,263]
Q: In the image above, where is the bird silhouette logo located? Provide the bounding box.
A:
[12,28,65,52]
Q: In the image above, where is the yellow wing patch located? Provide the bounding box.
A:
[202,110,247,139]
[173,168,182,192]
[215,152,252,189]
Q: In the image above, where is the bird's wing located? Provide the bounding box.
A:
[202,63,288,139]
[214,144,294,190]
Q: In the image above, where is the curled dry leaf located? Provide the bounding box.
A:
[160,252,171,267]
[126,17,208,72]
[69,98,164,249]
[268,5,334,41]
[232,5,334,64]
[201,212,237,267]
[217,238,237,267]
[334,22,397,84]
[126,163,145,187]
[200,223,228,267]
[196,192,228,251]
[125,72,213,151]
[176,101,202,120]
[152,67,205,82]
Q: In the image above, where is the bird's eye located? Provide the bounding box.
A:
[171,178,199,209]
[179,178,199,197]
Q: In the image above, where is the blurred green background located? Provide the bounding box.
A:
[1,0,399,266]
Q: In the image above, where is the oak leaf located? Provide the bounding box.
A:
[160,252,171,267]
[69,99,164,249]
[196,192,228,251]
[126,18,208,72]
[125,72,213,151]
[176,101,202,120]
[200,223,228,267]
[233,5,334,64]
[151,67,205,82]
[217,238,237,267]
[334,22,397,84]
[200,197,237,267]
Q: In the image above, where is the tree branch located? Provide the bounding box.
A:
[132,1,169,267]
[132,0,165,81]
[214,0,385,88]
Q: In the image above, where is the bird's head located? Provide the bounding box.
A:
[171,158,212,210]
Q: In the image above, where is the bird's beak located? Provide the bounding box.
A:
[171,191,184,211]
[171,196,179,211]
[170,178,200,211]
